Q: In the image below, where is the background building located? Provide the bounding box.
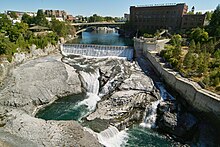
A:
[130,3,206,33]
[181,14,206,30]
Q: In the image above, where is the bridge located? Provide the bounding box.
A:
[71,22,125,35]
[71,22,125,27]
[60,44,133,61]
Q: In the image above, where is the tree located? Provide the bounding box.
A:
[190,28,209,43]
[50,17,68,37]
[189,40,196,52]
[183,51,194,69]
[195,42,201,53]
[205,11,213,21]
[0,14,12,32]
[170,34,182,46]
[9,11,18,19]
[208,5,220,37]
[22,13,33,25]
[34,9,48,26]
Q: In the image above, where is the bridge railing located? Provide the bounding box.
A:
[61,44,133,61]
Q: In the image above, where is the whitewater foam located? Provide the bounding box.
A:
[84,125,128,147]
[140,100,162,128]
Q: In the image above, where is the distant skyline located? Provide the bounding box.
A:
[0,0,219,17]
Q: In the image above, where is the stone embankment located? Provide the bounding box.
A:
[134,38,220,126]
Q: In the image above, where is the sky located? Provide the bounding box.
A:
[0,0,219,17]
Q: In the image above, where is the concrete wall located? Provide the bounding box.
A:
[134,38,220,123]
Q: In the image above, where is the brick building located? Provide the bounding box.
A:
[181,14,206,30]
[130,3,206,33]
[44,10,67,20]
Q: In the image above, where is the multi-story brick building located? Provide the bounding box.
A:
[181,14,206,30]
[130,3,206,33]
[44,10,67,20]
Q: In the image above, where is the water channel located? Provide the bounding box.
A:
[36,29,176,146]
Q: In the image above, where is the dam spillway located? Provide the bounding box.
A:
[61,44,134,61]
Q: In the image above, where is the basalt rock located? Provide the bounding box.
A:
[157,101,198,141]
[0,54,101,146]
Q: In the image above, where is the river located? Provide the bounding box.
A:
[37,29,176,146]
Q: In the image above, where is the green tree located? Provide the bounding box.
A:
[170,34,182,46]
[9,11,18,19]
[183,51,194,69]
[189,40,196,52]
[190,28,209,43]
[34,9,48,26]
[205,11,213,21]
[0,14,12,32]
[22,13,33,25]
[50,18,68,37]
[195,42,201,53]
[208,5,220,36]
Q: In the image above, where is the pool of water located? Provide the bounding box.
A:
[36,93,89,121]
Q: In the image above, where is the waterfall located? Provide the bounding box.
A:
[140,82,175,128]
[79,69,100,94]
[140,100,162,128]
[62,44,134,61]
[84,125,128,147]
[78,69,101,111]
[155,82,175,101]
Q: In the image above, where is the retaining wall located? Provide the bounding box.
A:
[134,38,220,124]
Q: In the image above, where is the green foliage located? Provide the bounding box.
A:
[22,13,34,25]
[88,14,104,22]
[50,18,75,37]
[0,14,12,32]
[170,34,182,46]
[9,12,18,19]
[205,11,213,21]
[208,4,220,37]
[34,9,49,27]
[190,28,209,43]
[143,33,153,38]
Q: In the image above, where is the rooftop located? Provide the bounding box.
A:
[135,3,185,8]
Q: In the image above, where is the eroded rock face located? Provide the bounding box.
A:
[4,110,101,147]
[0,54,101,146]
[157,101,198,140]
[0,55,82,114]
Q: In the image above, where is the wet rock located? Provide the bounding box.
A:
[0,55,82,114]
[157,101,198,141]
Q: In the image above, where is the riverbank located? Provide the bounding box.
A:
[134,37,220,130]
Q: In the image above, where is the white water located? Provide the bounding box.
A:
[62,44,134,61]
[156,82,175,101]
[140,100,162,128]
[78,69,101,111]
[79,69,100,94]
[140,82,175,128]
[85,125,128,147]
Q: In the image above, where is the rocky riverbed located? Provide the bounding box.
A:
[0,53,218,146]
[0,54,101,146]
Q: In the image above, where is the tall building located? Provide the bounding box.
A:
[130,3,205,33]
[44,10,67,20]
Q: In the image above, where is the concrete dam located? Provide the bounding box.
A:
[60,44,134,61]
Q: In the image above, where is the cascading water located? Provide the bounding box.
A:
[85,125,128,147]
[140,100,162,128]
[78,69,101,111]
[140,82,174,128]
